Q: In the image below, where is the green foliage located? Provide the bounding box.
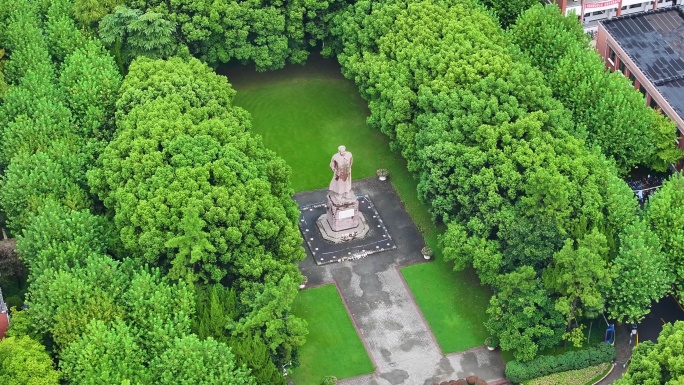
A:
[481,0,539,28]
[125,0,324,69]
[505,343,616,383]
[509,4,683,173]
[5,307,42,341]
[0,336,60,385]
[149,335,256,385]
[543,229,613,332]
[59,39,122,140]
[16,201,109,278]
[0,0,53,84]
[525,362,612,385]
[27,253,193,351]
[332,0,648,361]
[0,152,90,234]
[486,266,565,362]
[646,174,684,298]
[60,319,147,385]
[73,0,125,27]
[98,6,178,68]
[61,320,256,385]
[44,0,89,63]
[606,219,673,323]
[192,284,285,385]
[321,376,338,385]
[90,56,306,366]
[615,321,684,384]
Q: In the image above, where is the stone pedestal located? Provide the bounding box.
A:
[326,191,359,231]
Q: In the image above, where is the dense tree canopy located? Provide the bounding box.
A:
[509,4,682,173]
[89,56,306,366]
[2,0,682,375]
[0,336,60,385]
[330,0,671,360]
[646,175,684,299]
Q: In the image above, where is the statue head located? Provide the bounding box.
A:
[338,145,346,154]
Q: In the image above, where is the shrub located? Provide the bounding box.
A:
[505,343,615,383]
[321,376,337,385]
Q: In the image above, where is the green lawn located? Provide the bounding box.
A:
[289,284,373,385]
[402,260,491,353]
[220,52,491,360]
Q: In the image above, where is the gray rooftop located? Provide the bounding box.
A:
[602,6,684,119]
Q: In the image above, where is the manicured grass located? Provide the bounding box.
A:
[402,260,491,353]
[289,285,373,385]
[220,54,397,193]
[220,52,491,357]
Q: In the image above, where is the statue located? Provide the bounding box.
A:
[323,145,360,232]
[329,145,353,197]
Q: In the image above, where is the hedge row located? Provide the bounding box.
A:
[505,343,616,383]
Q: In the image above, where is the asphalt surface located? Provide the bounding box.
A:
[295,178,507,385]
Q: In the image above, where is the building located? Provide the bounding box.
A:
[549,0,678,33]
[595,6,684,149]
[0,288,8,339]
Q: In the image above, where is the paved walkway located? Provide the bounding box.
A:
[596,323,633,384]
[296,179,507,385]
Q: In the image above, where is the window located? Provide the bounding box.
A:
[608,46,616,64]
[593,10,606,15]
[629,3,642,8]
[621,5,627,9]
[639,84,646,96]
[619,60,626,73]
[629,72,636,83]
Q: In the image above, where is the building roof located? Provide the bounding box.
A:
[602,6,684,119]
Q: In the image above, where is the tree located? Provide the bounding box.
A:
[615,321,684,384]
[0,336,60,385]
[509,4,682,173]
[543,229,613,345]
[606,220,673,324]
[59,39,122,140]
[0,151,90,235]
[193,284,285,385]
[88,56,306,367]
[149,336,256,385]
[481,0,539,28]
[646,174,684,298]
[27,254,128,348]
[60,320,148,385]
[73,0,125,27]
[98,6,179,68]
[125,0,314,69]
[485,266,565,361]
[16,201,110,278]
[44,0,89,63]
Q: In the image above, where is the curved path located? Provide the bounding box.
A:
[296,179,507,385]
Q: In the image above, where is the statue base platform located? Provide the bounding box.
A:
[325,191,360,231]
[316,212,369,244]
[298,195,396,265]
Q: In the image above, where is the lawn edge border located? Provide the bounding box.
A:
[395,264,442,350]
[331,278,379,375]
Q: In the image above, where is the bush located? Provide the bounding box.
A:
[321,375,337,385]
[505,343,615,383]
[4,295,22,308]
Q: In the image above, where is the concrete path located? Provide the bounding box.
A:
[295,178,507,385]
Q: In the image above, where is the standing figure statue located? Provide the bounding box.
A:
[329,145,353,196]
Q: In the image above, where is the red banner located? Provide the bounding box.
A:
[584,0,620,9]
